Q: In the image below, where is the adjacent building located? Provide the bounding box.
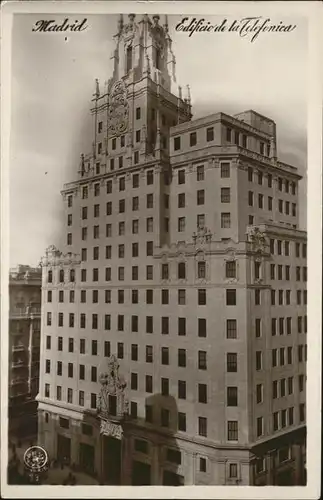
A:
[37,14,307,485]
[9,265,42,438]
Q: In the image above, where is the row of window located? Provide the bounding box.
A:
[272,374,306,399]
[248,191,297,215]
[272,344,307,367]
[44,384,239,440]
[272,405,305,432]
[269,239,306,258]
[173,127,215,151]
[270,315,307,336]
[271,289,307,308]
[44,339,237,371]
[270,264,307,282]
[247,167,297,195]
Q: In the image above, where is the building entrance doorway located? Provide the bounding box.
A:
[132,460,151,485]
[163,469,184,485]
[79,443,95,474]
[57,434,71,464]
[102,436,121,484]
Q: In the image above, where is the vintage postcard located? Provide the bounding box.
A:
[1,1,322,498]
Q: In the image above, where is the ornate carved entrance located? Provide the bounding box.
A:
[96,355,129,485]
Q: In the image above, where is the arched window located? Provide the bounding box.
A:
[48,270,52,283]
[178,262,186,280]
[59,269,64,283]
[126,45,132,73]
[70,269,75,282]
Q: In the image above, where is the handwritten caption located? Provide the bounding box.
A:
[32,19,88,32]
[176,17,297,42]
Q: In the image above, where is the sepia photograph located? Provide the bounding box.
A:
[1,1,322,498]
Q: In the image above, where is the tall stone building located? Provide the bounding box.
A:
[9,265,42,438]
[37,14,307,485]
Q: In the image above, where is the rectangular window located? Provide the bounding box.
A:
[161,317,169,335]
[145,375,153,393]
[221,212,231,228]
[161,347,169,365]
[227,420,238,441]
[198,288,206,305]
[146,315,153,333]
[117,342,124,359]
[174,137,181,151]
[190,131,197,147]
[227,386,238,406]
[197,165,204,181]
[178,380,186,399]
[198,318,207,338]
[226,289,236,306]
[197,189,205,205]
[178,217,186,232]
[198,350,207,370]
[221,187,230,203]
[198,417,207,437]
[162,289,169,305]
[206,127,214,142]
[198,384,207,403]
[178,348,186,367]
[227,352,237,372]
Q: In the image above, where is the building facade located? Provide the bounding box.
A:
[37,14,307,485]
[9,265,42,438]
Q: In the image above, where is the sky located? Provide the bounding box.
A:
[9,13,308,267]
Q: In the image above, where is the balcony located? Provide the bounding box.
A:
[10,305,41,320]
[12,344,25,353]
[10,377,26,386]
[11,360,27,368]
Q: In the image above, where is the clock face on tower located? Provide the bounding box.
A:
[107,80,129,137]
[23,446,49,472]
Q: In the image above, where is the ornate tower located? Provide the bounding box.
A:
[80,14,192,178]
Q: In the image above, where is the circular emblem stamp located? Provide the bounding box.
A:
[23,445,49,473]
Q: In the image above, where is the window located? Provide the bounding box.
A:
[227,353,237,372]
[178,412,186,432]
[82,186,88,199]
[226,128,232,142]
[257,417,263,437]
[206,127,214,142]
[135,107,141,120]
[178,169,185,184]
[226,289,236,306]
[161,263,169,280]
[221,212,231,228]
[146,217,153,232]
[174,137,181,151]
[161,408,170,427]
[258,194,263,209]
[132,266,138,281]
[272,349,277,367]
[226,319,237,339]
[80,339,85,354]
[196,189,205,206]
[198,350,207,370]
[199,384,207,403]
[258,171,263,185]
[221,187,230,203]
[227,420,238,441]
[287,347,293,364]
[58,312,64,327]
[255,289,261,305]
[146,316,153,333]
[132,219,138,235]
[256,351,262,370]
[255,318,261,338]
[161,317,169,335]
[197,214,205,228]
[162,290,169,305]
[136,130,141,143]
[118,267,124,281]
[256,384,263,404]
[93,226,99,239]
[118,315,124,331]
[178,217,185,232]
[161,347,169,365]
[226,261,236,278]
[229,463,238,478]
[178,348,186,366]
[178,192,185,208]
[190,132,197,147]
[178,380,186,399]
[131,316,138,332]
[79,364,85,381]
[197,165,204,181]
[198,288,206,305]
[161,378,169,396]
[132,173,139,188]
[67,195,73,207]
[198,417,207,437]
[117,342,124,359]
[227,386,238,406]
[68,363,73,378]
[146,265,153,280]
[45,359,51,374]
[146,345,153,363]
[132,290,138,304]
[131,373,138,390]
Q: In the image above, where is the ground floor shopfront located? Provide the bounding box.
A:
[37,403,306,486]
